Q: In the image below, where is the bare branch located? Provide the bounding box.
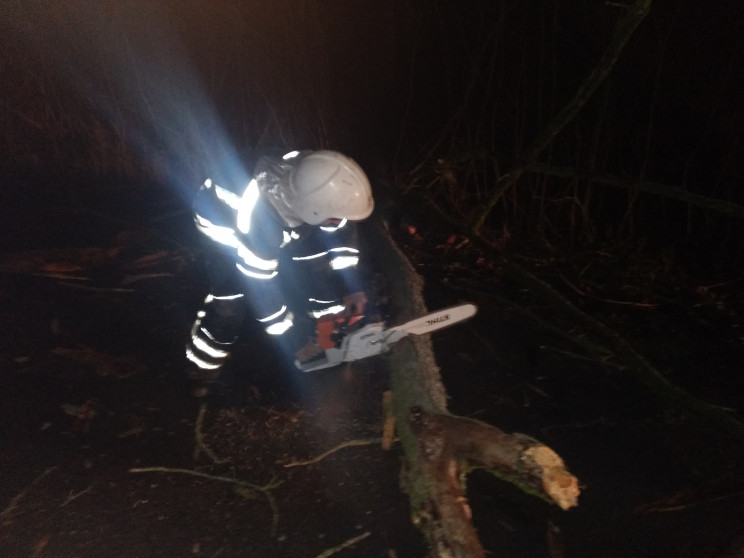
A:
[529,163,744,219]
[472,0,654,234]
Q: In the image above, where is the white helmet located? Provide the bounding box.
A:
[283,151,374,225]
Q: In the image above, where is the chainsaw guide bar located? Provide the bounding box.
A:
[296,303,477,372]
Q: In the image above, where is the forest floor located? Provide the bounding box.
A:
[1,183,743,558]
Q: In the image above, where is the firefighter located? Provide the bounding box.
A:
[185,149,374,396]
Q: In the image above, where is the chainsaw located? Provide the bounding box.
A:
[296,303,477,372]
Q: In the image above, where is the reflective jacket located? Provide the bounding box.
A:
[186,150,364,372]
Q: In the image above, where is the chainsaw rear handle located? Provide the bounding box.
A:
[316,312,365,350]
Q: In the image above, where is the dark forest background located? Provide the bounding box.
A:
[3,0,743,268]
[2,3,744,556]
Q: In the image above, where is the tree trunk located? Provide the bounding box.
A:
[361,216,580,557]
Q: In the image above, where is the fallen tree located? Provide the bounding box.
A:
[362,215,580,557]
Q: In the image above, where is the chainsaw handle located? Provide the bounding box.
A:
[316,312,366,350]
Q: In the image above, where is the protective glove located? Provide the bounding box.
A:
[342,291,367,317]
[313,292,367,352]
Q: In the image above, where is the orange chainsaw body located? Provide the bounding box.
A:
[316,313,365,350]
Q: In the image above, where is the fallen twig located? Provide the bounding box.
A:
[129,466,282,536]
[315,531,371,558]
[193,403,227,464]
[128,466,281,490]
[60,485,93,507]
[284,438,388,468]
[59,282,135,293]
[557,271,659,308]
[120,272,174,285]
[1,467,56,524]
[636,488,744,514]
[502,259,744,438]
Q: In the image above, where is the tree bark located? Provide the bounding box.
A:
[361,216,580,557]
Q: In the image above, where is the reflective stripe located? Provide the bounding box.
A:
[200,326,235,346]
[310,304,346,319]
[236,179,260,234]
[292,251,326,261]
[214,184,242,211]
[308,297,336,305]
[190,318,235,347]
[256,306,294,335]
[192,335,231,359]
[195,215,239,248]
[236,262,278,279]
[237,243,278,272]
[320,218,348,232]
[210,293,244,301]
[329,246,359,255]
[265,318,293,335]
[187,318,232,369]
[280,229,301,247]
[186,348,223,370]
[330,255,359,270]
[257,305,288,323]
[292,246,359,262]
[195,215,278,274]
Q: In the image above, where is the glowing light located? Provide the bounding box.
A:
[13,3,254,204]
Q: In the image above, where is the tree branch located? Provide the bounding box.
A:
[361,216,580,557]
[472,0,653,235]
[501,259,744,440]
[529,163,744,218]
